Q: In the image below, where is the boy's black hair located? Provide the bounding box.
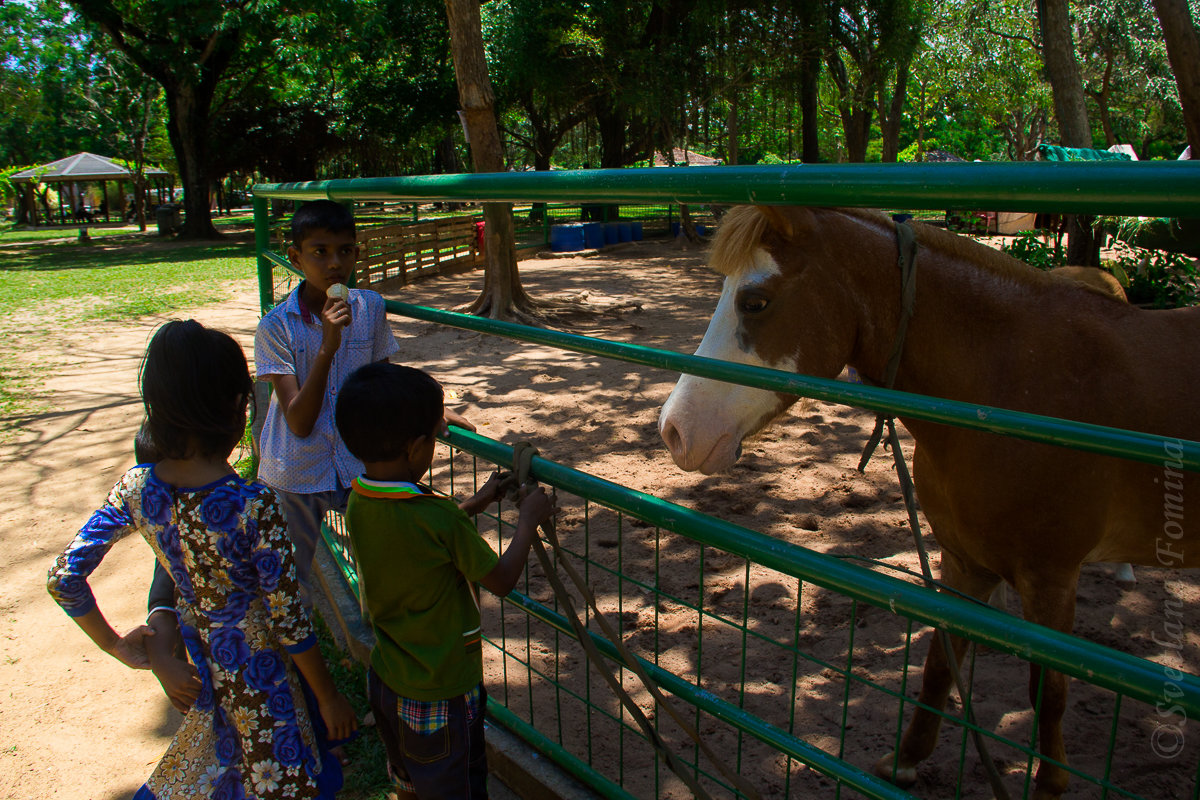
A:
[140,320,254,461]
[291,199,356,246]
[336,362,444,463]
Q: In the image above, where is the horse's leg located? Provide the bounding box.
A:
[874,550,1001,786]
[1014,570,1080,800]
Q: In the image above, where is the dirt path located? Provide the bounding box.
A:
[0,282,260,800]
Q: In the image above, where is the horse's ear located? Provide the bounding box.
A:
[757,206,795,238]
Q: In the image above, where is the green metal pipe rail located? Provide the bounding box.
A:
[253,164,1200,796]
[256,246,1200,471]
[447,429,1200,719]
[254,162,1200,217]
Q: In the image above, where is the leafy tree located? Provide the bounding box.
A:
[825,0,926,162]
[576,0,717,168]
[485,0,592,172]
[69,0,318,238]
[0,1,104,166]
[82,52,166,229]
[1074,0,1177,154]
[335,0,461,176]
[1150,0,1200,156]
[923,0,1052,161]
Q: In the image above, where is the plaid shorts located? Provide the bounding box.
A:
[367,669,488,797]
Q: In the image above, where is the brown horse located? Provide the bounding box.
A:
[658,206,1199,799]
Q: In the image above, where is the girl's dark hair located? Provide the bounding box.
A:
[291,200,356,246]
[336,363,443,463]
[133,419,162,464]
[140,320,253,461]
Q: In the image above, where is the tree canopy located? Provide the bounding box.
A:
[2,0,1195,232]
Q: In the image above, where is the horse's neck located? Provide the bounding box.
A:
[848,225,1044,403]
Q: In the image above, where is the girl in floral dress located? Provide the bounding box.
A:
[48,319,357,799]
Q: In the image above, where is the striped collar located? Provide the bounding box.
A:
[351,476,428,500]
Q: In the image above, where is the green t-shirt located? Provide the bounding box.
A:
[345,477,499,700]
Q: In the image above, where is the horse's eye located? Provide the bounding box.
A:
[738,290,770,315]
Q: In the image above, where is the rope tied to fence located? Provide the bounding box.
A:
[499,441,762,800]
[855,223,1012,800]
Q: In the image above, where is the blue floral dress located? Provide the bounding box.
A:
[47,466,342,799]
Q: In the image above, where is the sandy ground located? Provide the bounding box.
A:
[0,235,1196,799]
[0,284,260,800]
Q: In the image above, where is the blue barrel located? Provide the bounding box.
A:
[550,223,585,252]
[670,221,681,237]
[630,221,643,241]
[583,222,604,249]
[696,224,707,236]
[603,223,620,245]
[618,222,633,242]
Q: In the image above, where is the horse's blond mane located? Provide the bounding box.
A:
[710,206,1096,297]
[709,206,771,276]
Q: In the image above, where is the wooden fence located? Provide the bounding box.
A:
[355,215,481,287]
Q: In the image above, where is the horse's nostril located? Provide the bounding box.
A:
[661,419,684,456]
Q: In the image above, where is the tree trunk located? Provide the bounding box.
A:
[444,0,536,321]
[1151,0,1200,155]
[1037,0,1091,147]
[1037,0,1098,265]
[878,61,910,163]
[165,84,221,239]
[726,92,740,166]
[844,105,872,162]
[800,53,821,163]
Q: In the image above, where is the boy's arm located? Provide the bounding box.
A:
[267,371,331,438]
[144,561,200,711]
[444,407,476,433]
[477,486,553,597]
[458,471,504,517]
[290,645,358,741]
[264,299,348,438]
[145,609,202,712]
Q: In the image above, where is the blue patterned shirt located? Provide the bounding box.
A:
[255,284,400,494]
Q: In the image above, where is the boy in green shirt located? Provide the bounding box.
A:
[335,362,553,798]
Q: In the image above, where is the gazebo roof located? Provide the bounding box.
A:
[10,152,168,183]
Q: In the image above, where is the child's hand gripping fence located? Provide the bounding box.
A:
[498,441,763,800]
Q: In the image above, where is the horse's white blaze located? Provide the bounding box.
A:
[660,254,795,474]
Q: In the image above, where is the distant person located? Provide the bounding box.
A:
[335,362,553,798]
[48,319,357,799]
[254,199,472,606]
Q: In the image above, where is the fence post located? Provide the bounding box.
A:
[253,195,272,314]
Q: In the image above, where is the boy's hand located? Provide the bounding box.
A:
[320,295,352,351]
[106,624,155,669]
[479,471,506,504]
[444,408,476,433]
[319,691,359,742]
[152,656,202,713]
[459,471,508,516]
[517,484,555,528]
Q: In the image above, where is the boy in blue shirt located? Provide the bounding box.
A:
[255,200,470,603]
[335,362,552,798]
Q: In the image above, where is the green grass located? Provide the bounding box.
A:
[0,211,255,245]
[0,238,255,317]
[0,223,147,244]
[0,235,258,421]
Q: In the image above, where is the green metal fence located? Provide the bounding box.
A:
[252,164,1199,798]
